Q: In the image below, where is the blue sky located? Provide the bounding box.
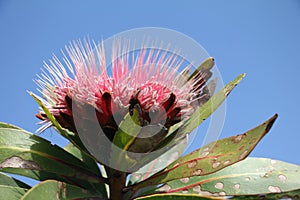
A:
[0,0,300,186]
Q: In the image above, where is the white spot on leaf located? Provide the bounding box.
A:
[180,177,190,183]
[271,160,277,165]
[268,185,281,193]
[192,169,202,176]
[278,174,287,183]
[218,191,226,196]
[187,160,197,168]
[193,185,201,193]
[234,183,240,190]
[212,161,221,168]
[234,134,245,143]
[215,182,224,189]
[199,191,213,196]
[158,184,171,192]
[173,163,179,167]
[239,150,248,159]
[245,177,250,181]
[200,151,210,157]
[223,160,230,165]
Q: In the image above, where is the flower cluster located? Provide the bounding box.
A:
[36,39,213,149]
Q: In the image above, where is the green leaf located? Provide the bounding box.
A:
[0,122,21,129]
[161,158,300,197]
[112,109,141,150]
[155,74,245,152]
[0,172,30,200]
[0,128,106,186]
[135,193,223,200]
[21,180,104,200]
[110,109,141,171]
[127,139,187,199]
[0,172,30,189]
[0,185,28,200]
[183,73,245,136]
[129,114,278,191]
[30,93,85,150]
[129,138,187,185]
[230,189,300,199]
[134,190,300,200]
[64,143,100,175]
[187,57,215,81]
[63,143,108,198]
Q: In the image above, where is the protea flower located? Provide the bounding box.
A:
[1,36,286,200]
[35,39,214,162]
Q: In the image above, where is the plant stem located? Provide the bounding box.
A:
[107,167,127,200]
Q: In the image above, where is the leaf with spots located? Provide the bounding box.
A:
[156,158,300,197]
[21,180,103,200]
[229,188,300,199]
[0,127,106,188]
[0,172,30,200]
[129,114,278,191]
[129,138,187,185]
[134,193,224,200]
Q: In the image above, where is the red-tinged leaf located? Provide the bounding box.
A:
[127,139,187,199]
[134,193,224,200]
[135,189,300,200]
[129,114,278,191]
[129,138,187,185]
[156,158,300,196]
[21,180,104,200]
[0,127,106,187]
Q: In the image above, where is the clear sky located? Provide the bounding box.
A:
[0,0,300,186]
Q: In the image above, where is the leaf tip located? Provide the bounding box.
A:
[265,113,278,133]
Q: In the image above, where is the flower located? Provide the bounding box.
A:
[35,39,213,152]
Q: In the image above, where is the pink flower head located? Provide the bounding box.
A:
[36,39,213,144]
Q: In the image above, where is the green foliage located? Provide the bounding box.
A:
[0,172,29,200]
[0,71,299,200]
[0,127,107,198]
[128,115,277,191]
[159,158,300,196]
[21,180,103,200]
